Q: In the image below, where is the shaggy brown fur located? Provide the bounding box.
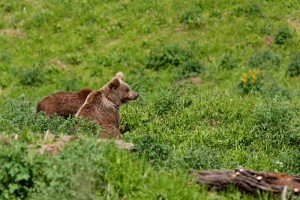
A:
[76,72,138,139]
[37,88,93,118]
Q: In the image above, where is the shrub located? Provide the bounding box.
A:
[238,69,263,94]
[238,69,290,98]
[146,44,193,70]
[180,146,220,169]
[219,53,239,70]
[132,134,172,166]
[248,49,281,69]
[0,144,34,199]
[180,8,205,28]
[251,99,299,148]
[59,76,84,91]
[152,84,192,116]
[274,25,293,45]
[233,2,263,17]
[0,95,35,133]
[19,65,44,86]
[24,11,55,29]
[63,53,83,65]
[286,51,300,77]
[1,51,12,63]
[280,149,300,174]
[260,78,291,99]
[244,1,263,17]
[177,59,205,79]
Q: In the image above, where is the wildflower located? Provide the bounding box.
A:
[249,70,257,80]
[240,73,248,85]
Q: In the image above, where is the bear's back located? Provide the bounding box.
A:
[37,88,92,117]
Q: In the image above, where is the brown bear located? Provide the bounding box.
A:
[75,72,138,139]
[37,88,93,118]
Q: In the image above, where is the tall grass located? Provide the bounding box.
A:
[1,0,300,199]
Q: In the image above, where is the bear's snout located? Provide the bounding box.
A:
[130,92,139,100]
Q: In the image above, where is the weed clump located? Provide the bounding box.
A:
[251,99,299,148]
[233,2,263,17]
[244,2,263,17]
[0,144,34,199]
[177,59,205,79]
[153,84,193,116]
[286,51,300,77]
[248,49,281,69]
[146,44,193,70]
[239,69,263,94]
[63,53,83,65]
[238,70,290,97]
[280,149,300,174]
[274,25,293,45]
[181,146,220,169]
[59,76,85,91]
[146,44,204,79]
[135,134,172,166]
[180,8,205,28]
[19,66,44,86]
[219,53,239,70]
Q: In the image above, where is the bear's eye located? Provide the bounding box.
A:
[126,88,130,92]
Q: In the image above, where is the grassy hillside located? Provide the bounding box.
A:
[1,0,300,199]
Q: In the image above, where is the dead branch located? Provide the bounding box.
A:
[190,167,300,197]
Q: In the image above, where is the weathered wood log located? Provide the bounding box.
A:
[190,167,300,197]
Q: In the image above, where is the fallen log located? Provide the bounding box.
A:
[190,167,300,198]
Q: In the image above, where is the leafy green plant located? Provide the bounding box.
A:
[59,76,84,91]
[280,149,300,174]
[274,25,293,45]
[19,65,45,86]
[63,53,83,65]
[0,1,26,13]
[24,11,56,29]
[152,84,192,116]
[219,53,239,70]
[180,145,220,169]
[251,99,299,148]
[233,2,263,17]
[238,69,263,94]
[0,144,34,200]
[286,51,300,77]
[146,44,193,70]
[135,134,172,166]
[177,59,205,79]
[180,8,205,28]
[244,1,263,17]
[248,49,281,69]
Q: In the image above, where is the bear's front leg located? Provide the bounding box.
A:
[101,125,123,140]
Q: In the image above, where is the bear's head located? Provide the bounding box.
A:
[106,72,139,105]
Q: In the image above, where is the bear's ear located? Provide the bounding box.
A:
[108,78,120,90]
[116,72,124,81]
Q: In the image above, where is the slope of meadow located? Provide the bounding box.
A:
[0,0,300,199]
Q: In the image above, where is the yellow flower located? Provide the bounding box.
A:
[240,77,246,83]
[241,73,247,84]
[249,71,256,80]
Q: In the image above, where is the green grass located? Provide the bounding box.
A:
[1,0,300,199]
